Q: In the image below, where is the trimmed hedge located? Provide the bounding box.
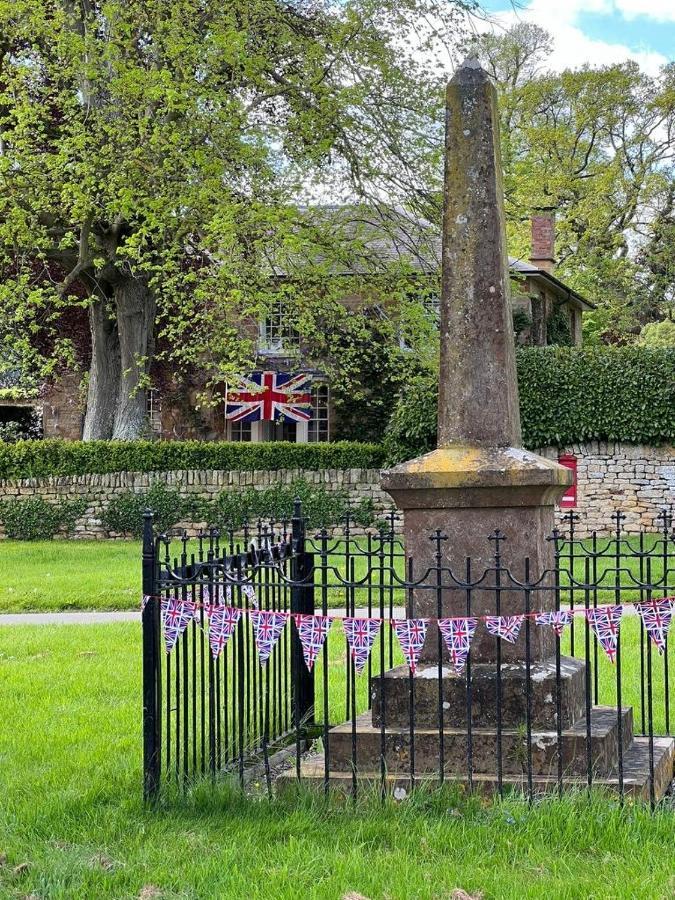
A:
[0,440,386,481]
[383,347,675,463]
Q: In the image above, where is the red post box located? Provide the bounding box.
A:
[558,454,577,508]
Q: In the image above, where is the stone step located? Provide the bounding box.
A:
[326,706,633,777]
[370,657,586,730]
[278,737,674,802]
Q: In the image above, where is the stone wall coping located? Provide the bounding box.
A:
[0,466,384,490]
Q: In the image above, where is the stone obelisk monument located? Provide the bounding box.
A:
[382,58,572,664]
[283,59,673,798]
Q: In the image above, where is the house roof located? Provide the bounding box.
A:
[285,204,594,311]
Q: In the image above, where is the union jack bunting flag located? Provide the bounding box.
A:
[635,599,672,655]
[250,609,287,666]
[161,596,197,653]
[242,583,258,608]
[392,618,429,674]
[438,617,478,674]
[295,614,332,672]
[343,617,381,675]
[206,605,241,659]
[141,594,151,613]
[484,615,524,644]
[202,584,231,607]
[225,371,312,423]
[535,609,574,637]
[586,605,623,663]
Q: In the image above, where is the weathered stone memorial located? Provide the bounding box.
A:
[293,58,674,797]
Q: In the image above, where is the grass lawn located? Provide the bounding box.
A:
[1,623,674,899]
[1,534,671,614]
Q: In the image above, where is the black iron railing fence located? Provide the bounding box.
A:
[142,503,674,807]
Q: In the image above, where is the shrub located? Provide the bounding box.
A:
[0,440,386,480]
[100,479,376,536]
[0,497,86,540]
[383,346,675,463]
[639,320,675,348]
[202,479,375,531]
[102,483,191,538]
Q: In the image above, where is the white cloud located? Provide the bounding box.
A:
[615,0,675,23]
[479,0,669,76]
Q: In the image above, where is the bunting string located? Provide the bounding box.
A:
[147,593,673,671]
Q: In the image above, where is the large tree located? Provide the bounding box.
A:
[0,0,472,438]
[473,24,675,342]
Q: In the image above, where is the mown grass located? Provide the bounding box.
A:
[1,533,672,614]
[1,623,674,899]
[0,539,395,612]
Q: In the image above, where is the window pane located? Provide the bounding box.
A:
[308,383,329,442]
[146,389,162,436]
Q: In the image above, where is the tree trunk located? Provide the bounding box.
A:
[112,276,155,440]
[82,297,121,440]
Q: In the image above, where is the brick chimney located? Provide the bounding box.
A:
[529,209,556,273]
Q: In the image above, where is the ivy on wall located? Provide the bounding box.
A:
[383,347,675,463]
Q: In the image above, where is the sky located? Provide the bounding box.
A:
[474,0,675,75]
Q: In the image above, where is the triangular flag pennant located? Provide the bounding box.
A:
[535,610,573,637]
[484,615,524,644]
[161,597,197,653]
[242,583,258,609]
[203,583,231,607]
[141,594,151,613]
[250,609,287,666]
[295,614,332,672]
[343,617,381,675]
[206,605,241,659]
[586,605,623,662]
[438,617,478,674]
[392,619,429,674]
[635,600,672,655]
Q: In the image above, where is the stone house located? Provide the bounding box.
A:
[8,206,592,444]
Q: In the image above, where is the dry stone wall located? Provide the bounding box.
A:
[0,442,672,539]
[538,443,675,536]
[0,468,393,539]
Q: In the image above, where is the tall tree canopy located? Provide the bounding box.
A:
[474,23,675,343]
[0,0,472,438]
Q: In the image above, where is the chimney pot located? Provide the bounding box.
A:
[530,210,556,273]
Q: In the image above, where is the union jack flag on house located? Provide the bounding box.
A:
[225,371,313,423]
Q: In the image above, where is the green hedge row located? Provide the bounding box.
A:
[0,440,386,481]
[383,347,675,463]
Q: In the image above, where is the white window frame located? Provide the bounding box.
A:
[146,388,162,436]
[258,297,299,355]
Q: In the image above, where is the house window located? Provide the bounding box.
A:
[258,297,298,353]
[146,388,162,436]
[229,419,252,442]
[422,292,440,327]
[308,383,330,442]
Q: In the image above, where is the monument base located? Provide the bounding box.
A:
[280,736,674,801]
[278,661,674,801]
